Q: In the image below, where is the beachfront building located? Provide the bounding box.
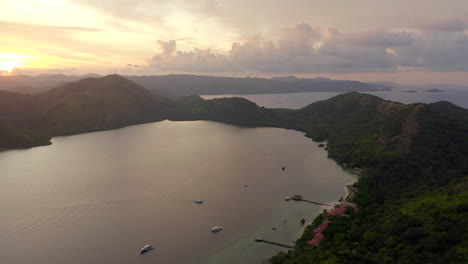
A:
[309,203,359,246]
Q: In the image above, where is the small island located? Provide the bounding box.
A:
[424,88,445,92]
[400,89,418,93]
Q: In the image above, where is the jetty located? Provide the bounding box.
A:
[288,194,333,207]
[254,237,295,249]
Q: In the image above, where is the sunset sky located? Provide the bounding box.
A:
[1,0,467,84]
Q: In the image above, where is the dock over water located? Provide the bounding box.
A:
[254,238,295,249]
[288,195,334,207]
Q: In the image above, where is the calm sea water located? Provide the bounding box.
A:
[0,120,354,264]
[202,85,468,109]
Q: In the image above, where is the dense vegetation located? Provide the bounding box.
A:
[266,97,468,263]
[0,75,466,263]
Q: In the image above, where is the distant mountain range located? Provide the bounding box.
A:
[0,74,392,96]
[127,75,392,96]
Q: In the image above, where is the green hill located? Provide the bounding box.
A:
[36,74,168,135]
[0,90,50,148]
[0,75,169,148]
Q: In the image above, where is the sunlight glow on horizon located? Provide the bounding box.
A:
[0,53,32,72]
[0,61,19,72]
[0,0,467,84]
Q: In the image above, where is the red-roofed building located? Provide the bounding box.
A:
[329,203,359,217]
[314,220,332,233]
[309,203,359,246]
[310,233,325,246]
[309,220,332,246]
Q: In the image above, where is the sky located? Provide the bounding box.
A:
[0,0,467,85]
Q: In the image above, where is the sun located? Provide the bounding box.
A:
[0,61,20,73]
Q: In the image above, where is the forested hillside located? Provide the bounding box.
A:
[170,92,468,264]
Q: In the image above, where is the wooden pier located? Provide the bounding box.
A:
[300,199,334,207]
[288,194,334,207]
[254,237,295,249]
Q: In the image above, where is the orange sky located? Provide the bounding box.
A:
[1,0,467,85]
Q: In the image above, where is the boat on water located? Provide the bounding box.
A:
[140,244,153,254]
[291,194,303,201]
[195,200,204,204]
[211,226,223,233]
[284,196,291,201]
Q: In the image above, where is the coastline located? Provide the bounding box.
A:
[344,180,358,202]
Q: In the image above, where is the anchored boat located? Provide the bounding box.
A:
[211,226,223,233]
[140,244,153,254]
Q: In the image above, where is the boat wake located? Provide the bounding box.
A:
[0,199,128,238]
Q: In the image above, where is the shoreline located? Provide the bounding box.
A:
[345,182,358,202]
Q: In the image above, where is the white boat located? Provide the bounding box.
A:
[140,244,153,254]
[285,196,291,201]
[211,226,223,233]
[195,200,204,204]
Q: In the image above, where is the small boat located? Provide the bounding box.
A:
[140,244,153,254]
[284,196,291,201]
[272,226,278,230]
[291,194,302,201]
[195,200,204,204]
[244,184,248,187]
[211,226,223,233]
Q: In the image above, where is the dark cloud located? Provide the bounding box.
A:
[354,30,414,47]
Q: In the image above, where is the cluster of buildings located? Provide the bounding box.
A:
[309,202,359,246]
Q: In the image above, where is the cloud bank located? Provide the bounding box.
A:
[147,19,468,74]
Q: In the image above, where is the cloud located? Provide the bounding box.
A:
[0,19,101,33]
[420,18,467,32]
[126,64,141,68]
[10,67,78,76]
[0,20,103,52]
[70,0,468,35]
[70,0,170,22]
[147,20,468,74]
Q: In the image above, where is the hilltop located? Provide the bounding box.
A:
[0,75,168,148]
[0,73,102,94]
